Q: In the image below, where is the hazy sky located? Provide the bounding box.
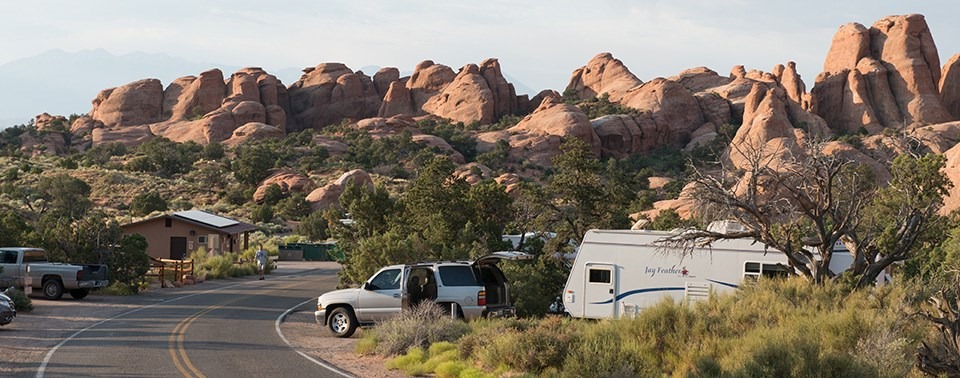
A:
[3,1,960,93]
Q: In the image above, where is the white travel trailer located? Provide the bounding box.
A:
[561,228,854,319]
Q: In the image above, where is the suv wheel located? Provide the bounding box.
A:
[328,307,358,338]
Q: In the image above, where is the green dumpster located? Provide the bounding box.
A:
[281,242,339,261]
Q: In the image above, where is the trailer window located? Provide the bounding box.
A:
[743,262,788,282]
[588,269,611,284]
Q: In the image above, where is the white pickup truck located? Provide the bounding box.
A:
[0,247,109,299]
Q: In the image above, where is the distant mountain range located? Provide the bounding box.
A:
[0,49,535,129]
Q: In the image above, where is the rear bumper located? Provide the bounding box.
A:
[483,306,516,318]
[0,309,15,325]
[314,310,326,325]
[78,280,109,289]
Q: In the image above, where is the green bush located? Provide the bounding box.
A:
[371,302,470,356]
[393,278,920,376]
[475,316,582,373]
[4,287,32,312]
[196,253,258,279]
[129,192,168,216]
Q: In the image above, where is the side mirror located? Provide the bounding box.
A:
[362,282,373,291]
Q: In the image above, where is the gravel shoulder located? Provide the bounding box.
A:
[280,310,403,378]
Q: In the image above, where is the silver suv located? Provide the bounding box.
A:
[315,252,530,337]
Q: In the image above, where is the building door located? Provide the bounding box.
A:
[582,263,617,319]
[170,237,187,260]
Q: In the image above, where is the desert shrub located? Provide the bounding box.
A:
[251,204,274,223]
[100,282,138,296]
[278,192,311,220]
[386,341,478,377]
[202,142,225,160]
[129,192,168,216]
[296,211,329,241]
[474,316,582,373]
[4,287,32,312]
[196,252,257,279]
[261,184,284,206]
[578,93,639,119]
[386,347,430,376]
[394,277,919,376]
[372,302,470,356]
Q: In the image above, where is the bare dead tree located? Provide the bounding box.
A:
[659,138,875,284]
[916,272,960,377]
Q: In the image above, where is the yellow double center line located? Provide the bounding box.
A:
[167,279,307,378]
[169,296,243,378]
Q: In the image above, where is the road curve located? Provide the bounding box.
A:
[37,265,342,377]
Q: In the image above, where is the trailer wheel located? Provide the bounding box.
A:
[69,289,90,299]
[43,279,64,300]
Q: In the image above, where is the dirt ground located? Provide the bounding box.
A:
[0,262,400,378]
[280,310,403,378]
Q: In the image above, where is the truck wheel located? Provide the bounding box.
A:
[328,307,358,338]
[69,289,90,299]
[43,279,64,300]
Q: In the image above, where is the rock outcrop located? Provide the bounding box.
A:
[222,122,285,147]
[287,63,381,131]
[253,171,314,203]
[421,59,521,125]
[565,53,643,101]
[86,67,289,146]
[306,169,374,211]
[812,14,953,132]
[476,94,600,167]
[92,78,165,128]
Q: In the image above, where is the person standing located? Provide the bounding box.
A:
[255,244,268,280]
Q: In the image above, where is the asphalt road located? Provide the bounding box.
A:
[32,263,344,378]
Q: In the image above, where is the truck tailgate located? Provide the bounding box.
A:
[81,264,109,281]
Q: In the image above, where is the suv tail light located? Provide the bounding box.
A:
[76,270,85,281]
[478,290,486,306]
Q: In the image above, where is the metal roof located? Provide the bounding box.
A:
[122,210,257,234]
[174,210,239,228]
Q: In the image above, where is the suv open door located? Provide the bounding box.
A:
[472,251,531,317]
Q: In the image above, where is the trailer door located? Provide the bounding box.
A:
[583,263,617,319]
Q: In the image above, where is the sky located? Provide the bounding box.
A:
[3,1,960,101]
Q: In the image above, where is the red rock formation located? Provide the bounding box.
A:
[670,67,733,93]
[813,14,953,132]
[476,94,600,167]
[92,79,164,128]
[306,169,374,211]
[373,67,399,99]
[222,122,285,147]
[565,53,643,101]
[253,171,314,203]
[620,78,706,145]
[940,54,960,119]
[34,113,68,131]
[479,58,519,120]
[942,142,960,214]
[287,63,381,130]
[378,80,415,117]
[422,64,496,124]
[381,58,520,125]
[406,60,457,112]
[163,69,226,121]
